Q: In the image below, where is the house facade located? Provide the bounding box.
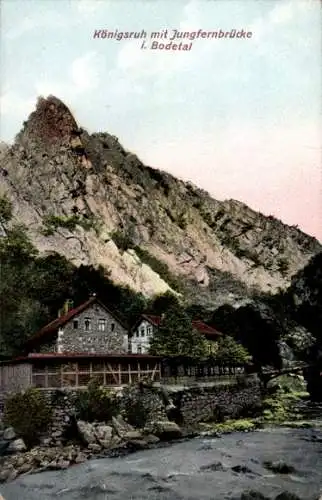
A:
[130,315,222,354]
[130,315,160,354]
[26,296,129,355]
[0,297,162,394]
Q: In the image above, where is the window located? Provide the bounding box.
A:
[98,319,106,331]
[73,319,78,329]
[140,327,145,337]
[111,322,115,332]
[137,345,142,354]
[147,326,152,336]
[84,318,91,331]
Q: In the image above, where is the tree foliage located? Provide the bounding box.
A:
[3,388,52,448]
[214,335,252,365]
[74,377,120,422]
[147,290,181,315]
[149,307,209,359]
[0,197,146,355]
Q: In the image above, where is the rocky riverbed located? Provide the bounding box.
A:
[1,425,322,500]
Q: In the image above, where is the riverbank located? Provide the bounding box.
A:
[1,376,320,486]
[1,425,322,500]
[1,395,321,486]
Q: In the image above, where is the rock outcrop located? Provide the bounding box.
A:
[0,96,320,307]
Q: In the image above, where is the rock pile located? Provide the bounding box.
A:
[0,415,182,484]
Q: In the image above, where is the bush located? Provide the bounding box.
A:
[74,378,120,422]
[110,230,134,252]
[42,214,100,236]
[120,382,160,428]
[123,398,148,429]
[134,246,184,292]
[3,388,52,447]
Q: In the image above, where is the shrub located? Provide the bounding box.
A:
[74,378,119,422]
[3,388,52,447]
[123,398,148,428]
[42,214,100,236]
[134,246,184,292]
[110,230,134,252]
[120,383,157,428]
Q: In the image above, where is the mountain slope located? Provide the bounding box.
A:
[0,96,321,307]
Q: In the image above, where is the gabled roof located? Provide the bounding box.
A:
[26,297,128,347]
[141,314,162,326]
[191,320,222,338]
[131,314,222,338]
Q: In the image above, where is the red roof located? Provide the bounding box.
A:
[141,314,161,326]
[191,320,222,338]
[0,352,161,366]
[135,315,222,338]
[26,297,128,346]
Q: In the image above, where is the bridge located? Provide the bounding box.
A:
[258,362,311,387]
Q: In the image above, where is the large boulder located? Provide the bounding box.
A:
[76,421,97,445]
[263,460,295,474]
[94,424,113,446]
[112,415,135,437]
[3,427,16,440]
[7,439,26,453]
[241,491,270,500]
[146,421,183,441]
[275,493,302,500]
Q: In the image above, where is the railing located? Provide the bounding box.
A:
[32,360,161,389]
[161,358,246,381]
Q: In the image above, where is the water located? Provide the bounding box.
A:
[1,426,322,500]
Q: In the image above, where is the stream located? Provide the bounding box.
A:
[1,423,322,500]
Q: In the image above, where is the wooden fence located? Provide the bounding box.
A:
[31,359,161,389]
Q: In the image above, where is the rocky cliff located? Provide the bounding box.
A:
[0,96,321,307]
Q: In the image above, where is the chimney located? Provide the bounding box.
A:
[58,299,74,317]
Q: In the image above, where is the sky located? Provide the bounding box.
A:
[1,0,321,241]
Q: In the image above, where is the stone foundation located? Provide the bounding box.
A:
[169,379,262,425]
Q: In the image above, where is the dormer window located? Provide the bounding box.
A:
[140,327,145,337]
[147,326,152,336]
[84,318,91,331]
[73,320,78,329]
[98,319,106,331]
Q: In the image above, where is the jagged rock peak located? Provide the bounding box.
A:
[16,95,80,149]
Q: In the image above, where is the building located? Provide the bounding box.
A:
[0,353,162,393]
[25,296,129,355]
[129,314,222,354]
[0,297,162,394]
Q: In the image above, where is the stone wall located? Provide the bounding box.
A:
[1,379,263,439]
[169,379,262,425]
[59,303,128,353]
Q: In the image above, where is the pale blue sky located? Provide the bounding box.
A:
[1,0,321,240]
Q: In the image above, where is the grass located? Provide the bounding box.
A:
[198,418,262,435]
[198,376,313,435]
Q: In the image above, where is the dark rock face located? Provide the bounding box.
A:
[1,95,321,309]
[17,96,79,150]
[286,252,322,399]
